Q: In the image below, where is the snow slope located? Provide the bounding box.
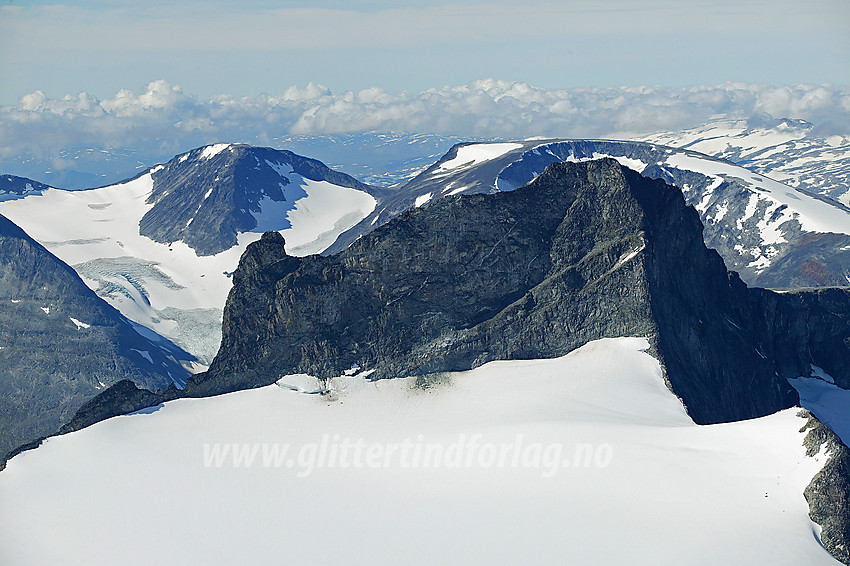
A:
[0,338,836,565]
[791,368,850,447]
[0,164,376,364]
[438,142,523,171]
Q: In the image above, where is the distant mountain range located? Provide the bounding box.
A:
[641,118,850,208]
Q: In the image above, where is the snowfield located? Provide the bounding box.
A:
[438,142,522,171]
[641,119,850,208]
[662,151,850,238]
[0,338,838,565]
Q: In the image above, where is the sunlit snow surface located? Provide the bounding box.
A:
[438,142,522,171]
[791,369,850,447]
[641,119,850,208]
[0,338,837,565]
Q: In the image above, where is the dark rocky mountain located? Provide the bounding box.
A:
[327,140,850,290]
[0,174,52,201]
[801,410,850,564]
[66,159,850,425]
[187,159,850,425]
[0,213,193,468]
[32,159,850,562]
[140,144,381,256]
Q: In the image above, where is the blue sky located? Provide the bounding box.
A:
[2,0,849,182]
[1,0,848,104]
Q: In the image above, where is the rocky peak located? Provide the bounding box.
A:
[54,156,850,427]
[138,144,374,256]
[231,231,299,287]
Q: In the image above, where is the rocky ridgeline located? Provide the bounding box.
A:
[800,410,850,563]
[328,140,850,290]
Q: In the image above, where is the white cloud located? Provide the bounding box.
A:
[2,79,850,167]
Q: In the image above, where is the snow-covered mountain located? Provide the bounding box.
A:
[328,139,850,289]
[0,337,842,565]
[0,144,378,364]
[640,118,850,208]
[4,150,850,564]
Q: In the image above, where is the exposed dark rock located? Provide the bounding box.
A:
[181,159,849,427]
[0,174,51,199]
[139,144,375,256]
[58,380,182,436]
[0,213,193,468]
[801,410,850,564]
[327,140,850,291]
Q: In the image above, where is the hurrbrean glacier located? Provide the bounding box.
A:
[0,338,840,565]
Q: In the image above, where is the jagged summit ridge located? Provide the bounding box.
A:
[179,158,848,427]
[327,139,850,290]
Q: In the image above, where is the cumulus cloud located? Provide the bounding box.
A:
[2,79,850,169]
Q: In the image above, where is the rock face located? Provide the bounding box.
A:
[801,410,850,564]
[139,144,376,256]
[182,159,849,426]
[0,213,192,467]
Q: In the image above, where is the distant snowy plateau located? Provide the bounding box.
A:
[1,118,850,564]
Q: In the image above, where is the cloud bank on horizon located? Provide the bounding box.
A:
[2,79,849,163]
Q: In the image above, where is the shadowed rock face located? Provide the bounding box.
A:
[0,174,51,199]
[0,213,192,467]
